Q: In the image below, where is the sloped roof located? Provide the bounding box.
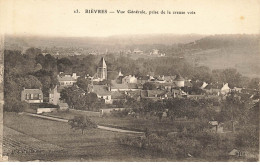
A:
[128,83,139,89]
[58,76,77,82]
[229,149,239,156]
[111,91,125,99]
[200,82,208,89]
[137,76,150,81]
[146,90,166,97]
[22,89,42,94]
[111,80,129,89]
[174,74,185,81]
[154,75,164,81]
[164,76,176,82]
[126,90,141,98]
[221,83,230,90]
[93,85,111,96]
[155,82,176,88]
[204,83,222,89]
[98,57,107,68]
[184,81,193,87]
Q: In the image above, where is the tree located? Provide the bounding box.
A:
[235,125,259,148]
[57,57,73,73]
[85,92,98,111]
[76,77,90,92]
[194,131,220,149]
[192,66,212,82]
[143,82,156,90]
[212,68,242,88]
[248,78,260,90]
[35,54,45,66]
[153,101,165,121]
[4,50,37,76]
[32,70,58,96]
[219,92,243,132]
[4,99,30,112]
[17,75,42,90]
[42,54,57,72]
[12,101,30,113]
[25,47,42,59]
[68,115,97,134]
[124,96,136,108]
[60,86,88,109]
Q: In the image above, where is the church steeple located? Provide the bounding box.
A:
[98,57,107,68]
[97,57,107,80]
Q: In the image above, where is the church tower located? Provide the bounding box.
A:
[97,57,107,81]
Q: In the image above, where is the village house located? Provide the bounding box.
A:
[111,91,126,103]
[153,75,166,83]
[203,82,223,95]
[209,121,224,133]
[88,84,112,104]
[21,88,43,103]
[201,82,232,96]
[137,76,150,84]
[58,72,79,86]
[110,80,129,92]
[228,149,258,160]
[150,49,159,55]
[122,75,138,84]
[109,80,141,92]
[220,83,231,95]
[174,74,185,87]
[138,89,182,100]
[49,85,61,105]
[88,84,127,104]
[133,49,143,54]
[200,82,208,89]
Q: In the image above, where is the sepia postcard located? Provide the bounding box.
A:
[0,0,259,162]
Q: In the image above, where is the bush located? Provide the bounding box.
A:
[12,101,29,112]
[30,103,59,110]
[235,125,259,148]
[68,115,97,134]
[110,109,130,117]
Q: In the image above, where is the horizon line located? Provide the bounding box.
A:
[3,32,260,38]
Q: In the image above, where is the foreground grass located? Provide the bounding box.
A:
[4,112,195,161]
[43,110,195,133]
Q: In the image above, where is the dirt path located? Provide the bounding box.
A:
[23,112,143,134]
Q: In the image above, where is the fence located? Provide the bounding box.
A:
[37,108,57,114]
[69,109,100,117]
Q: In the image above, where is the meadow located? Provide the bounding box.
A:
[3,112,191,161]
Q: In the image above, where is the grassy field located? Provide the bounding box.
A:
[185,46,260,78]
[3,112,197,161]
[42,110,195,133]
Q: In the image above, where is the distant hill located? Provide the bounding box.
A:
[182,34,260,78]
[4,34,260,78]
[182,34,259,49]
[4,34,205,50]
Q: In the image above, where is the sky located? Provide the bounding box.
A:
[0,0,259,37]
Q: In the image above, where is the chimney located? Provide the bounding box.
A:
[72,73,77,79]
